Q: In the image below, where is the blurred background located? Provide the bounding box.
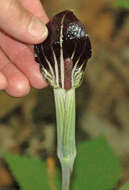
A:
[0,0,129,189]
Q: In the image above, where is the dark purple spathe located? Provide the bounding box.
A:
[34,10,92,90]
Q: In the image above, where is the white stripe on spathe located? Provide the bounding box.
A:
[53,49,59,87]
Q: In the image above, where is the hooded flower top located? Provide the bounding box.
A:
[34,10,92,90]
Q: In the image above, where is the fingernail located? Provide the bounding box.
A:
[28,17,48,40]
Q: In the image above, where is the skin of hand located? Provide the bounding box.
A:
[0,0,49,97]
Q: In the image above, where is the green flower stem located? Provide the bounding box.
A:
[54,88,76,190]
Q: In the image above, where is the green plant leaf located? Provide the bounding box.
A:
[71,137,121,190]
[115,0,129,9]
[4,153,50,190]
[3,137,121,190]
[120,181,129,190]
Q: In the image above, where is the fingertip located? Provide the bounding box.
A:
[6,76,30,97]
[30,72,48,89]
[0,72,7,90]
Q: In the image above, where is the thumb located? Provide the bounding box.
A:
[0,0,48,44]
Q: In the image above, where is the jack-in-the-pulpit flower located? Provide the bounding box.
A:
[34,10,92,190]
[34,10,91,90]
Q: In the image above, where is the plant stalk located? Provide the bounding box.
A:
[54,88,76,190]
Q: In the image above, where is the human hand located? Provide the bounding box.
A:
[0,0,49,97]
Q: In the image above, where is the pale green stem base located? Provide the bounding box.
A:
[54,88,76,190]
